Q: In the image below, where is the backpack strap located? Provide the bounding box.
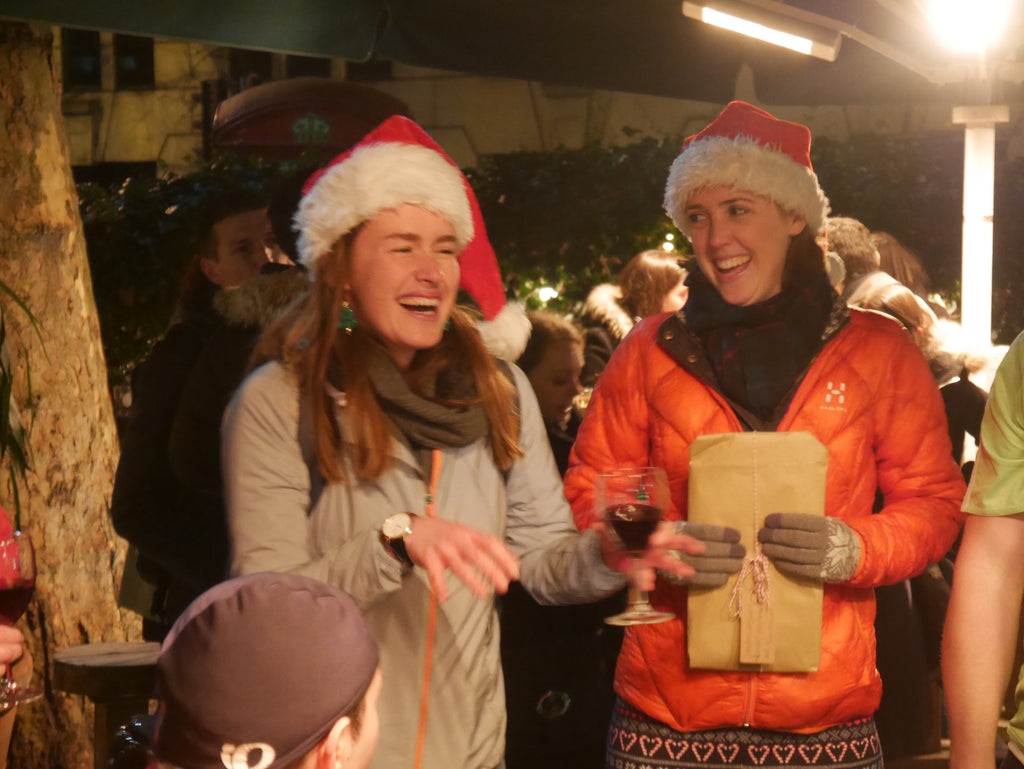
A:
[298,391,326,515]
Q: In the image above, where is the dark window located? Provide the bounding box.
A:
[62,28,102,90]
[228,48,273,89]
[285,55,332,79]
[72,161,158,189]
[346,59,392,82]
[113,34,155,90]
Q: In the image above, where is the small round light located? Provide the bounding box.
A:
[537,286,559,302]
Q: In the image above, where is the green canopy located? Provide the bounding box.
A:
[1,0,1017,104]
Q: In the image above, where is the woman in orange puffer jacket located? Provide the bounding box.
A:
[564,102,966,769]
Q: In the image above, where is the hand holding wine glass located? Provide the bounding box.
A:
[598,467,675,626]
[0,532,41,706]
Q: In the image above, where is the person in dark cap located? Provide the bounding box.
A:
[153,571,381,769]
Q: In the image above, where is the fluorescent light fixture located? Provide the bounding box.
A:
[682,0,842,62]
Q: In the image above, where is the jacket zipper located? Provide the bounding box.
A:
[743,675,757,727]
[414,449,443,769]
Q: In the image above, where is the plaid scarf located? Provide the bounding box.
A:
[684,265,836,421]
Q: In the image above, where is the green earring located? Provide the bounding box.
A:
[338,301,358,334]
[444,319,452,332]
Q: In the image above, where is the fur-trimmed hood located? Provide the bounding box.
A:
[582,283,634,341]
[845,270,994,385]
[213,267,311,329]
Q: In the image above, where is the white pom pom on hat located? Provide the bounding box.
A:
[664,101,830,235]
[295,115,528,359]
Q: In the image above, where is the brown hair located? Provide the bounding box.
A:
[871,231,931,299]
[783,226,828,288]
[618,250,685,319]
[826,217,879,283]
[259,234,521,483]
[517,311,583,375]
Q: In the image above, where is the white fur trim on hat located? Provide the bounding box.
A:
[664,135,830,234]
[295,142,474,265]
[476,301,531,361]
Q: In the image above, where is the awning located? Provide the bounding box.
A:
[3,0,1021,105]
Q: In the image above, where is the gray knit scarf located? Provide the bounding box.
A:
[330,342,488,475]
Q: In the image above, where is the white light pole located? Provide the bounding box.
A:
[928,0,1012,344]
[953,105,1009,345]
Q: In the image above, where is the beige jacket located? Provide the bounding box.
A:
[223,360,623,769]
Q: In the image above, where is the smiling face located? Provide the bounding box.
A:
[344,204,460,369]
[684,186,805,307]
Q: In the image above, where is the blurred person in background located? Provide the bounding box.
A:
[580,249,687,388]
[110,187,275,638]
[503,308,623,769]
[944,330,1024,769]
[516,310,585,476]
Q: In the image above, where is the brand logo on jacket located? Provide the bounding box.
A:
[820,381,847,412]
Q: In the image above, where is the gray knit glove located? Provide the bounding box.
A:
[660,522,746,588]
[757,513,862,583]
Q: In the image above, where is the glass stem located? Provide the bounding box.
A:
[629,557,651,610]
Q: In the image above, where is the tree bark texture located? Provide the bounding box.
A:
[0,22,137,768]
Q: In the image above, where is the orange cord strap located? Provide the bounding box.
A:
[414,449,443,769]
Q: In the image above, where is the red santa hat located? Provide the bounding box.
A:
[664,101,830,235]
[295,115,529,360]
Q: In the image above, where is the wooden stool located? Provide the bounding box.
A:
[54,642,160,769]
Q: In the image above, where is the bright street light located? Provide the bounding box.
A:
[927,0,1012,54]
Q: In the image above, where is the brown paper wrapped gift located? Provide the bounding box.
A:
[686,431,828,672]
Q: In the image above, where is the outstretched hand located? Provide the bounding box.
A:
[404,516,520,602]
[598,520,707,591]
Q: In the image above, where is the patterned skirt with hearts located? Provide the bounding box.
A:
[606,700,882,769]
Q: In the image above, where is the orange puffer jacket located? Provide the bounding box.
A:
[565,308,966,734]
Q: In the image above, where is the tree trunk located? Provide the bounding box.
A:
[0,22,136,768]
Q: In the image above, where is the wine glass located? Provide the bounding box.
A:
[598,467,675,626]
[0,532,41,705]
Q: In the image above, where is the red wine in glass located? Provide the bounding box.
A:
[598,467,675,626]
[607,502,661,553]
[0,532,42,706]
[0,581,34,626]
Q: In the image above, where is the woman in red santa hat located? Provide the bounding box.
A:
[564,101,966,768]
[221,115,705,769]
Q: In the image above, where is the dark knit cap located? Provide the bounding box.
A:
[155,572,379,769]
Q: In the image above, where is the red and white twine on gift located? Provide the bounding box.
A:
[729,433,772,620]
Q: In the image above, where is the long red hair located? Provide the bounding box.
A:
[256,233,522,483]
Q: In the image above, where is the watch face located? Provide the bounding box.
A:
[383,513,412,538]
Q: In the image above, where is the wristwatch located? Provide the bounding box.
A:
[380,512,416,567]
